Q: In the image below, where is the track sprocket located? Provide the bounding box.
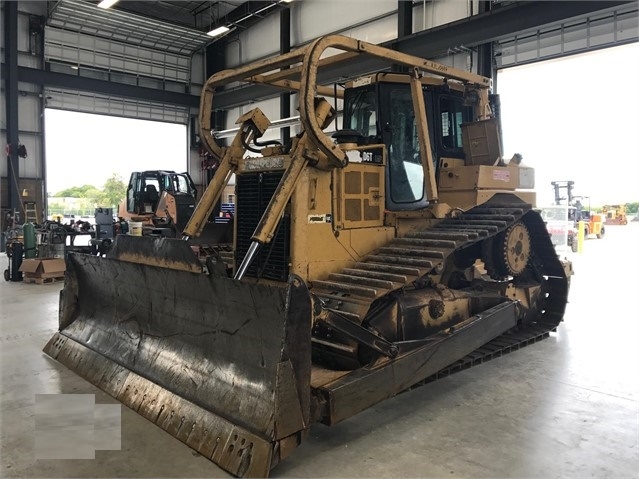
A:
[483,222,531,280]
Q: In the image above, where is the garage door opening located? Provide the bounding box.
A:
[44,109,187,219]
[497,42,639,207]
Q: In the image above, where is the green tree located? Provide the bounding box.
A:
[100,173,127,208]
[53,184,99,198]
[626,202,639,214]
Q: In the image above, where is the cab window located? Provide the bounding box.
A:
[388,88,423,204]
[440,96,473,150]
[344,88,377,137]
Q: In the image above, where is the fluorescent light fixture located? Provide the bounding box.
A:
[279,0,294,3]
[71,66,79,70]
[97,0,119,9]
[207,25,230,37]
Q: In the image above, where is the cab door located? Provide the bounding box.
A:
[126,172,142,213]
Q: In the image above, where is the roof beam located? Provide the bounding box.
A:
[1,66,200,108]
[211,1,279,32]
[213,0,634,109]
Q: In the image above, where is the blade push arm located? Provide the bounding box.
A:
[183,108,271,239]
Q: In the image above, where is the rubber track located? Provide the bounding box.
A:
[312,199,569,352]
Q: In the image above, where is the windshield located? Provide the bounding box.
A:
[164,174,194,195]
[387,88,424,203]
[344,88,377,137]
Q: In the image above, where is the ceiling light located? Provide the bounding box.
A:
[279,0,295,3]
[207,25,230,37]
[71,66,79,70]
[97,0,119,9]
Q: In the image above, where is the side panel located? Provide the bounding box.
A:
[289,165,394,283]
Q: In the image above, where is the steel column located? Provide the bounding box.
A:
[280,6,291,145]
[398,0,413,38]
[394,0,413,73]
[476,1,495,82]
[4,1,21,214]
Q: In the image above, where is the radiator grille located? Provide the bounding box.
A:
[236,171,290,281]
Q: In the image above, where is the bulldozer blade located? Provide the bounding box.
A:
[43,252,312,477]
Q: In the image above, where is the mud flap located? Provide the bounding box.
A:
[44,247,312,477]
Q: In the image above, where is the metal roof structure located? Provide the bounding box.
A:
[47,0,216,55]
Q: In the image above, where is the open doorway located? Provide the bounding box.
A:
[497,42,639,207]
[44,109,187,221]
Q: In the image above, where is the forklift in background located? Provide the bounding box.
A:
[551,181,604,251]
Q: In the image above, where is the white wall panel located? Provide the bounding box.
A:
[413,1,472,33]
[0,79,5,129]
[17,93,40,132]
[293,0,396,44]
[188,149,203,186]
[191,51,205,92]
[335,14,396,45]
[225,0,479,69]
[19,2,48,16]
[12,7,46,70]
[16,136,42,178]
[226,14,279,68]
[224,97,281,130]
[0,78,4,177]
[0,6,3,63]
[17,12,31,54]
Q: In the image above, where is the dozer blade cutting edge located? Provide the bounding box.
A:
[44,236,312,477]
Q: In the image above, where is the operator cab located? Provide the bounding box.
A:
[341,73,475,211]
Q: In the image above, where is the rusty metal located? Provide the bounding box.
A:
[106,235,202,273]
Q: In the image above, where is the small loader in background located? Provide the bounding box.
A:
[118,170,198,235]
[44,35,571,477]
[117,170,233,249]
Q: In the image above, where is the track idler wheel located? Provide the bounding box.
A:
[483,222,531,280]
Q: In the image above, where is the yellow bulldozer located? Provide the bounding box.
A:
[602,204,628,225]
[44,35,571,477]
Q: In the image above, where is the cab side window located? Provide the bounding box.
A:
[440,96,473,150]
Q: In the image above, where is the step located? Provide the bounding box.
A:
[434,225,493,235]
[366,254,434,268]
[458,214,517,222]
[342,268,408,283]
[312,280,378,298]
[405,231,477,241]
[354,262,421,277]
[328,273,395,290]
[438,221,504,230]
[393,237,457,249]
[378,246,445,258]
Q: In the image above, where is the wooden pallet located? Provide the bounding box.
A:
[23,274,65,285]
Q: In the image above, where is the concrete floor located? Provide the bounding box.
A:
[1,224,638,478]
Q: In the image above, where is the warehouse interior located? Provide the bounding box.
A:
[1,1,638,477]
